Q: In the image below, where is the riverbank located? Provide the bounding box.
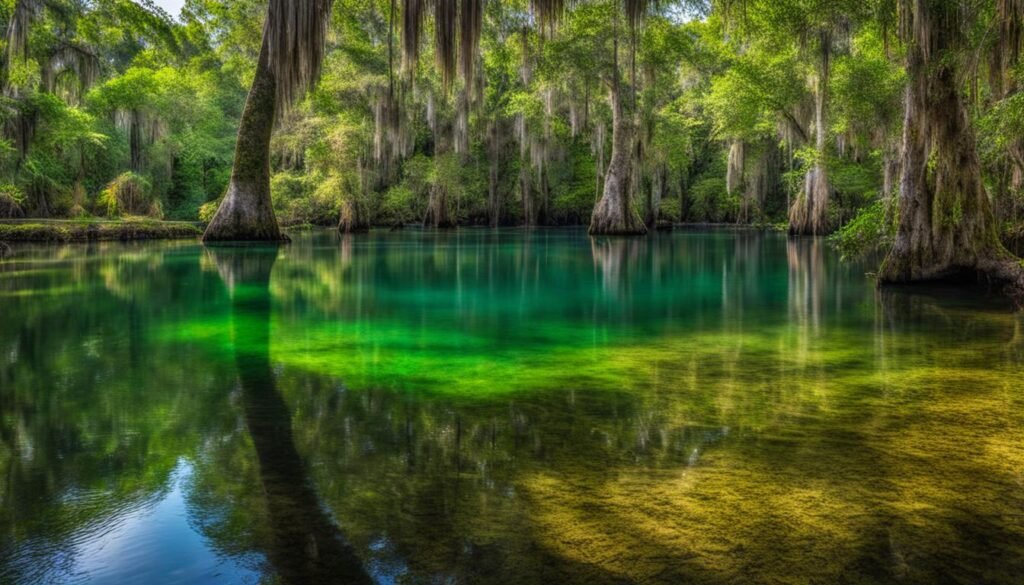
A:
[0,219,790,248]
[0,220,203,243]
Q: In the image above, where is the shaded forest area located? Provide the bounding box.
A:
[2,0,1024,290]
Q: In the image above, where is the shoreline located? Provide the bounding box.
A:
[0,220,787,246]
[0,220,203,243]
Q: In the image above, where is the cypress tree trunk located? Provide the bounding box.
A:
[789,31,831,236]
[879,0,1024,300]
[203,33,285,242]
[589,84,646,236]
[589,17,645,237]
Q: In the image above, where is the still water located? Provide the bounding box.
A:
[1,228,1022,584]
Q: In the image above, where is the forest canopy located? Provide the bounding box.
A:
[1,0,1023,269]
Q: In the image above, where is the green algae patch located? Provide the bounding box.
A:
[0,220,202,242]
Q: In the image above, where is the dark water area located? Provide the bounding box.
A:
[1,228,1022,584]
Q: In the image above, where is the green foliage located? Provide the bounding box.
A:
[379,185,417,226]
[199,198,223,224]
[270,171,317,225]
[689,178,740,223]
[829,155,882,224]
[0,0,1020,243]
[706,45,805,142]
[831,28,904,146]
[550,142,599,224]
[97,172,159,218]
[660,196,682,222]
[0,183,26,218]
[828,199,895,261]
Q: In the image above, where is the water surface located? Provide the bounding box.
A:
[1,229,1022,584]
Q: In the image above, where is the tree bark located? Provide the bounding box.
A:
[879,0,1024,301]
[203,33,286,242]
[789,30,831,236]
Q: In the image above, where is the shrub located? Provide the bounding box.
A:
[379,185,418,226]
[199,198,222,223]
[0,183,26,219]
[97,172,160,218]
[659,197,681,222]
[828,199,895,260]
[689,178,739,222]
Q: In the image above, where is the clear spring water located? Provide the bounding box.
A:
[1,228,1022,584]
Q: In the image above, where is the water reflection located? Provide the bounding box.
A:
[209,245,371,584]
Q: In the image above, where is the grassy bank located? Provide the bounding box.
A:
[0,220,203,243]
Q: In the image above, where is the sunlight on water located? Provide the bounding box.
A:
[1,229,1022,583]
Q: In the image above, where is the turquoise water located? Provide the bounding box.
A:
[1,228,1022,583]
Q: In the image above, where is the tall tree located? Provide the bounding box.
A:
[203,0,332,241]
[788,27,832,235]
[879,0,1024,297]
[589,9,646,234]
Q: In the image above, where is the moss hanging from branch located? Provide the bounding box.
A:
[459,0,483,85]
[265,0,333,120]
[0,184,26,219]
[435,0,458,88]
[41,44,101,103]
[402,0,427,73]
[3,0,36,67]
[789,29,832,236]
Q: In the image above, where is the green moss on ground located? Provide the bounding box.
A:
[0,220,202,243]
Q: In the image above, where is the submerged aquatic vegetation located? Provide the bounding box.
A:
[2,230,1024,583]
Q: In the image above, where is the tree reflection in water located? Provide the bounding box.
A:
[208,245,371,584]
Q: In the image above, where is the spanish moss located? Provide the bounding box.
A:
[265,0,333,119]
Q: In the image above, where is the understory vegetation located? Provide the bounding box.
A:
[1,1,1024,259]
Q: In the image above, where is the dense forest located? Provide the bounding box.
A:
[2,0,1024,291]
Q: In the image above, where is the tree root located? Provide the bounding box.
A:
[879,252,1024,306]
[203,183,287,242]
[588,195,647,236]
